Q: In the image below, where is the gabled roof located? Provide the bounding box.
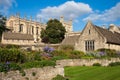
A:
[94,25,120,45]
[3,32,34,40]
[61,35,79,46]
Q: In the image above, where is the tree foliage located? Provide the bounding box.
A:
[41,19,66,44]
[0,14,8,34]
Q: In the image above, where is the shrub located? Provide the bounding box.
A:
[52,56,68,61]
[51,50,67,56]
[25,51,41,62]
[52,75,69,80]
[5,44,20,49]
[59,45,74,51]
[97,48,117,57]
[51,50,68,60]
[109,62,120,66]
[40,60,56,67]
[21,60,56,69]
[0,62,21,72]
[0,44,20,49]
[93,63,101,66]
[0,48,26,63]
[9,63,21,71]
[68,50,85,59]
[34,52,41,61]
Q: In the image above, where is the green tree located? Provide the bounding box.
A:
[0,14,9,40]
[41,19,66,44]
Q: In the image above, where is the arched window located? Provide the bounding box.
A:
[32,26,34,34]
[9,21,13,27]
[19,24,23,32]
[36,27,39,35]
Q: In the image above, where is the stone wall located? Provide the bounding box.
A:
[0,58,120,80]
[56,58,120,67]
[0,66,64,80]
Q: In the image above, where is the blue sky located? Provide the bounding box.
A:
[0,0,120,32]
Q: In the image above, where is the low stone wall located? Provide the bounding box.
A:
[0,58,120,80]
[56,58,120,67]
[0,66,64,80]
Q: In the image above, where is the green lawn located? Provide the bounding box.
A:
[65,66,120,80]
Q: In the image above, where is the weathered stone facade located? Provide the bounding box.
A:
[2,15,73,46]
[6,15,46,42]
[2,15,120,52]
[60,16,73,33]
[75,21,105,52]
[62,21,120,52]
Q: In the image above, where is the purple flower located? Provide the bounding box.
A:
[6,61,10,65]
[43,46,54,53]
[116,51,120,56]
[98,52,106,56]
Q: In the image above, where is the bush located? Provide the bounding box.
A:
[5,44,20,49]
[52,75,69,80]
[97,48,117,57]
[0,44,20,49]
[93,63,101,66]
[25,51,41,62]
[68,50,85,59]
[21,60,56,69]
[0,62,21,72]
[85,51,108,58]
[109,62,120,66]
[59,45,74,51]
[0,48,26,63]
[51,50,68,60]
[51,50,67,56]
[52,56,68,61]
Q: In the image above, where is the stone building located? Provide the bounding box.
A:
[1,15,45,45]
[2,14,120,52]
[62,21,120,52]
[60,16,73,33]
[1,15,73,45]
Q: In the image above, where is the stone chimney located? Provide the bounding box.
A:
[102,25,106,29]
[109,24,120,33]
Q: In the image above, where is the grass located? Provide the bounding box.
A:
[65,66,120,80]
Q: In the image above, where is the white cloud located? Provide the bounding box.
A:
[0,0,17,13]
[83,2,120,22]
[37,1,92,20]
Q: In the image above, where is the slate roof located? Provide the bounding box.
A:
[61,35,80,46]
[94,25,120,45]
[3,32,34,40]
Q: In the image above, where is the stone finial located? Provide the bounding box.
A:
[69,19,72,24]
[39,17,42,23]
[60,16,64,22]
[102,25,106,29]
[30,16,32,21]
[24,15,27,20]
[16,12,20,18]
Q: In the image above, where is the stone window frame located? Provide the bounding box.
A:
[85,40,94,51]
